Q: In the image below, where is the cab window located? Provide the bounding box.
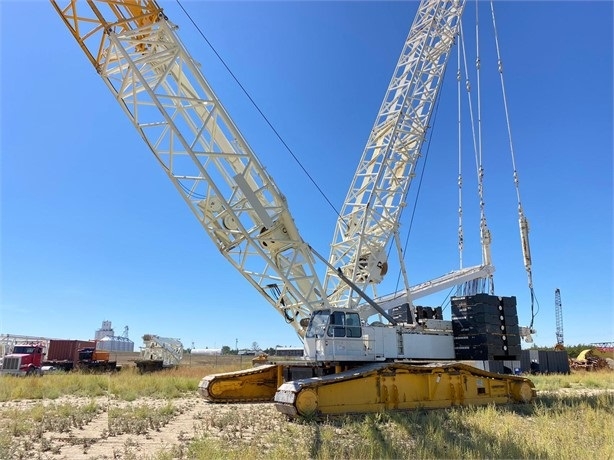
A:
[326,311,362,338]
[327,311,346,337]
[346,312,362,338]
[305,310,330,338]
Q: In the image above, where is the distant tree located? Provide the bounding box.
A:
[221,345,231,355]
[564,344,595,359]
[252,341,260,351]
[264,347,276,355]
[528,344,552,351]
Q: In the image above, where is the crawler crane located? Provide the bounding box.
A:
[51,0,536,417]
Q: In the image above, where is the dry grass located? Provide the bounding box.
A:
[531,369,614,391]
[0,356,247,402]
[1,366,613,459]
[155,391,614,460]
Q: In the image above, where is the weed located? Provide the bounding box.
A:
[108,401,178,436]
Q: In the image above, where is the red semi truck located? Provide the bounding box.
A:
[1,343,45,375]
[0,340,118,375]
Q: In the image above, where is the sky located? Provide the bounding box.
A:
[1,1,612,352]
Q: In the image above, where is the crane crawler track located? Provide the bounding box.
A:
[274,362,536,418]
[199,364,281,403]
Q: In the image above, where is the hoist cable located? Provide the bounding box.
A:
[174,0,342,220]
[460,19,493,295]
[474,0,493,293]
[489,0,522,205]
[460,23,480,178]
[489,0,537,327]
[457,22,464,270]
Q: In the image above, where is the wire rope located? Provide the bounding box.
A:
[174,0,342,220]
[489,0,538,327]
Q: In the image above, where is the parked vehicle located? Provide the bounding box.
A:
[135,335,183,373]
[0,340,119,375]
[0,344,44,375]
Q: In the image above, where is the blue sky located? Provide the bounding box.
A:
[1,1,612,351]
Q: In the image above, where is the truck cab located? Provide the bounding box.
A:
[1,344,44,375]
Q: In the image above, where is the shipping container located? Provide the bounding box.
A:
[46,339,96,362]
[546,350,571,374]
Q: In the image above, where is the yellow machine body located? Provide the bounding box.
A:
[199,364,281,403]
[200,361,535,418]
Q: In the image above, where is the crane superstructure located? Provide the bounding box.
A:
[51,0,536,417]
[325,0,494,319]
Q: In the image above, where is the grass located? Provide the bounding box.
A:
[0,372,110,401]
[530,370,614,391]
[108,401,178,435]
[0,400,102,459]
[0,363,242,402]
[0,367,613,459]
[153,391,614,460]
[2,365,612,402]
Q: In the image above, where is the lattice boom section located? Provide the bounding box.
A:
[51,0,329,336]
[325,0,465,307]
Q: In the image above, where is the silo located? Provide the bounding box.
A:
[95,320,114,340]
[97,335,134,352]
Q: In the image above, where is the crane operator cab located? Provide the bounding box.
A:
[303,309,388,362]
[303,306,456,363]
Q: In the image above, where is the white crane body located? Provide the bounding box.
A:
[304,316,455,362]
[51,0,537,416]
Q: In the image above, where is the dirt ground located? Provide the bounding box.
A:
[1,394,285,459]
[0,354,301,459]
[3,355,613,459]
[4,388,614,460]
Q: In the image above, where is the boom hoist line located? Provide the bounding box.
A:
[50,0,332,337]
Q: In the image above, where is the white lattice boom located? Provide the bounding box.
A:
[50,0,329,337]
[325,0,495,310]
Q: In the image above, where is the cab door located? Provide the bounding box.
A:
[324,311,372,361]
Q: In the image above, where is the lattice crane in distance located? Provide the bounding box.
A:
[50,0,536,417]
[555,288,565,350]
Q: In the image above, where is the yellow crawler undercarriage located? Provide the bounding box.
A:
[199,361,536,418]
